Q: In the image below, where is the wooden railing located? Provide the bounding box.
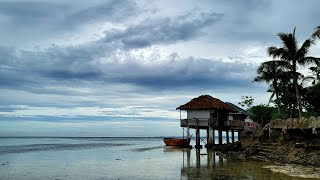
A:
[180,119,260,129]
[224,120,260,128]
[180,118,219,127]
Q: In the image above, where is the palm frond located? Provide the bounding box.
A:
[298,56,320,66]
[268,91,276,106]
[311,26,320,39]
[278,31,297,54]
[296,39,314,61]
[268,47,288,59]
[300,76,315,87]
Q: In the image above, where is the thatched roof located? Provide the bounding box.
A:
[270,116,320,130]
[177,95,236,112]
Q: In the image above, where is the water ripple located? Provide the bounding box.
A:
[0,143,133,155]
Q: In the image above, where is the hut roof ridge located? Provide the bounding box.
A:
[177,95,236,112]
[225,102,250,115]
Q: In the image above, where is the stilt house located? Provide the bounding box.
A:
[177,95,258,147]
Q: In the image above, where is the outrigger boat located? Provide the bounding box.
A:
[164,121,192,147]
[163,137,191,147]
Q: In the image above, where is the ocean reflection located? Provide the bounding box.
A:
[164,148,226,168]
[164,147,231,179]
[180,148,229,179]
[163,147,309,180]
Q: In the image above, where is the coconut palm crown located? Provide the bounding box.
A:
[254,60,289,104]
[267,28,320,117]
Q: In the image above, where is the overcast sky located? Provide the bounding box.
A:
[1,0,320,137]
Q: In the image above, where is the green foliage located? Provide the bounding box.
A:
[310,65,320,82]
[254,26,320,118]
[271,111,288,120]
[238,96,254,109]
[305,83,320,113]
[249,105,277,126]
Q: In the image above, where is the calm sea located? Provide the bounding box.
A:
[0,137,306,180]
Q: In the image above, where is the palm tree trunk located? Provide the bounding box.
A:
[272,82,281,113]
[293,72,302,118]
[275,92,281,113]
[290,103,296,118]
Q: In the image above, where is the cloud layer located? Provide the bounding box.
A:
[1,0,319,136]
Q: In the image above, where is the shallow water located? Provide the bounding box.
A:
[0,137,317,179]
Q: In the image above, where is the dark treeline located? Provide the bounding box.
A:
[249,26,320,126]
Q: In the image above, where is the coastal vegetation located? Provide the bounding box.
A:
[250,26,320,124]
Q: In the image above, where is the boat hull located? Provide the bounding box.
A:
[163,138,191,147]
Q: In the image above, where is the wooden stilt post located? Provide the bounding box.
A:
[196,148,200,168]
[195,119,202,148]
[187,126,190,137]
[206,128,210,148]
[195,128,202,148]
[219,154,223,165]
[226,130,229,144]
[213,151,216,165]
[207,148,212,168]
[196,129,200,145]
[212,130,214,145]
[213,130,216,145]
[183,128,184,139]
[231,130,235,143]
[187,149,191,168]
[218,129,222,145]
[210,127,214,146]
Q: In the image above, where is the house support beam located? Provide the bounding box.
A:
[226,130,229,144]
[218,129,223,145]
[231,130,235,143]
[195,128,202,148]
[210,127,214,145]
[187,126,190,137]
[183,128,184,139]
[206,127,214,148]
[206,128,209,146]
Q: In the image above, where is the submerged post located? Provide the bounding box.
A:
[207,148,212,168]
[196,148,201,168]
[187,149,191,168]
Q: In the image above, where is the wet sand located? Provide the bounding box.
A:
[264,164,320,179]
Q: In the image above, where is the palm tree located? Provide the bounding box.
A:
[311,26,320,39]
[309,60,320,83]
[253,60,289,110]
[268,28,320,117]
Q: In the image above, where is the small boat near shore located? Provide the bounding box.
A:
[163,138,191,147]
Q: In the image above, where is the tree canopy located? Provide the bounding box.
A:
[251,26,320,123]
